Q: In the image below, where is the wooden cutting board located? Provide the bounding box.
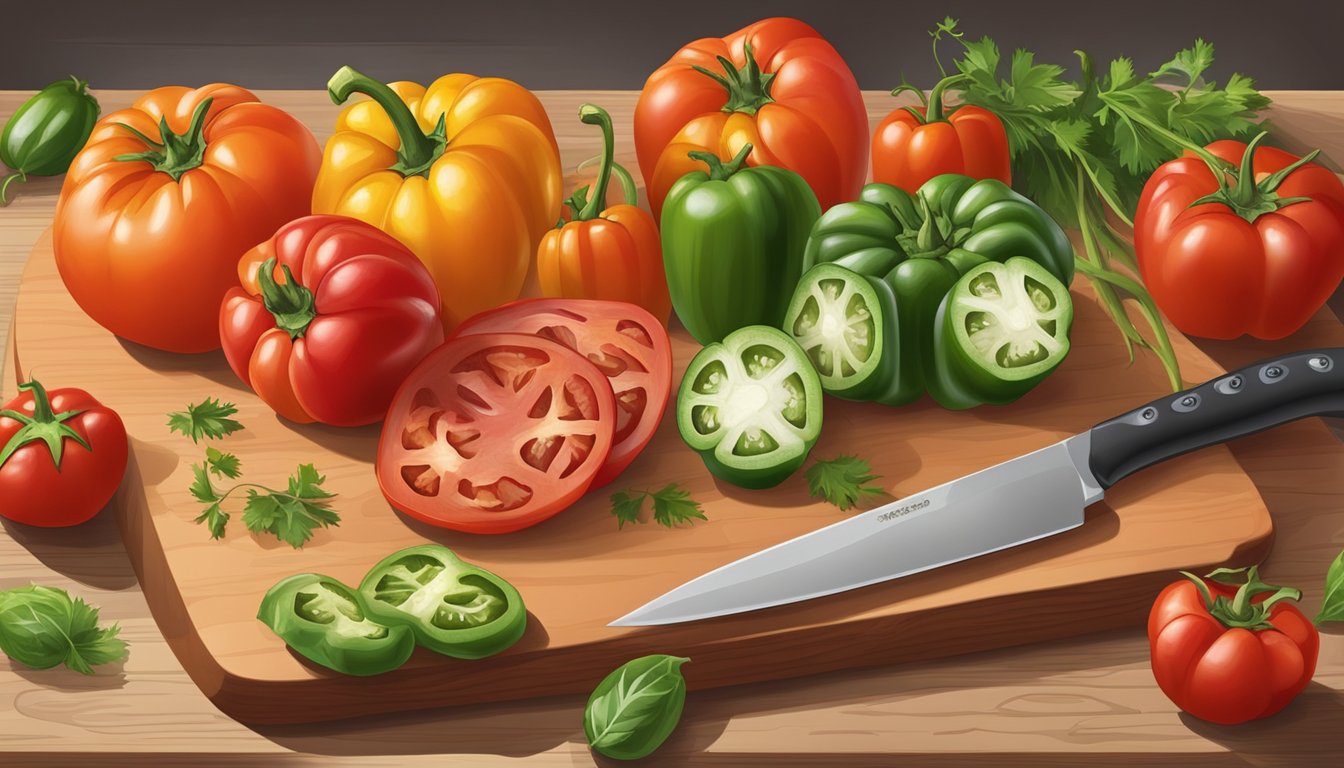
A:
[11,229,1272,725]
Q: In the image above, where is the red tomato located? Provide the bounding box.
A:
[1135,132,1344,340]
[54,84,321,353]
[453,299,671,487]
[377,333,616,534]
[219,215,444,426]
[634,17,868,219]
[0,379,128,527]
[872,76,1011,193]
[1148,567,1318,725]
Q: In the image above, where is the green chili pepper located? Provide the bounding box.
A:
[1,76,100,205]
[257,573,415,676]
[677,325,823,489]
[357,544,527,660]
[927,257,1074,409]
[661,144,822,344]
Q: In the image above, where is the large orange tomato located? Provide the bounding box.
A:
[53,85,321,353]
[634,17,868,219]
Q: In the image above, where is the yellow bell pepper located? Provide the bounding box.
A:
[313,66,563,329]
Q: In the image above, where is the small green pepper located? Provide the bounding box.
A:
[257,573,415,676]
[358,544,527,660]
[1,76,100,205]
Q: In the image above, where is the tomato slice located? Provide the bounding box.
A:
[453,299,672,487]
[377,333,616,534]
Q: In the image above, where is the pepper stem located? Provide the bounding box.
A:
[0,378,91,471]
[573,104,617,221]
[327,66,447,178]
[691,42,776,116]
[1187,131,1321,223]
[256,258,317,340]
[0,170,27,206]
[923,74,970,123]
[688,143,753,182]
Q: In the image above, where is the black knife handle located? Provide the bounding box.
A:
[1088,348,1344,489]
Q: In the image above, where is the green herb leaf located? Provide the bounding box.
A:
[584,655,690,761]
[805,455,886,511]
[194,503,230,540]
[1317,549,1344,624]
[240,465,340,549]
[205,446,241,479]
[1150,38,1214,85]
[611,485,706,529]
[0,585,127,675]
[610,490,645,529]
[189,462,219,503]
[167,398,243,443]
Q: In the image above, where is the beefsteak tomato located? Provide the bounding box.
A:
[453,299,671,488]
[634,17,867,219]
[1135,132,1344,340]
[0,379,127,528]
[377,333,616,533]
[54,84,321,353]
[1148,566,1318,725]
[219,215,444,427]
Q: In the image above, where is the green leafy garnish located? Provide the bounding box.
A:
[611,485,706,529]
[188,457,339,548]
[1317,549,1344,624]
[805,455,886,511]
[931,20,1271,390]
[584,655,689,760]
[0,585,128,675]
[167,397,243,443]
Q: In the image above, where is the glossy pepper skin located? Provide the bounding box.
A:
[872,74,1011,194]
[805,175,1073,405]
[258,573,415,677]
[313,67,562,330]
[1,76,100,204]
[1135,132,1344,340]
[537,105,671,324]
[661,144,821,344]
[358,545,527,659]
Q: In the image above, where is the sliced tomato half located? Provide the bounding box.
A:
[377,333,616,534]
[453,299,672,487]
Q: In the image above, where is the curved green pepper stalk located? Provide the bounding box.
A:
[574,155,638,206]
[688,143,753,181]
[327,66,447,179]
[0,378,90,471]
[1188,131,1319,223]
[1180,565,1302,631]
[257,257,317,340]
[0,170,25,206]
[692,42,776,116]
[113,97,214,181]
[572,104,619,222]
[899,74,969,124]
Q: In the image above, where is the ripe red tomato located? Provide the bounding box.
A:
[1148,567,1318,725]
[0,379,128,527]
[377,333,616,534]
[219,215,445,427]
[634,17,868,219]
[1135,133,1344,340]
[453,299,672,487]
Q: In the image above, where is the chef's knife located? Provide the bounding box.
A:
[611,349,1344,627]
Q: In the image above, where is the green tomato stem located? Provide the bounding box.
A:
[256,257,317,340]
[691,42,776,116]
[0,378,91,471]
[112,98,212,181]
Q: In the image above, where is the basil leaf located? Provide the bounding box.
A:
[583,654,689,760]
[1317,549,1344,624]
[0,585,127,674]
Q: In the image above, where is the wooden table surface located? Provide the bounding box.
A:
[2,90,1344,767]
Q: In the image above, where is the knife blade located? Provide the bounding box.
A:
[611,348,1344,627]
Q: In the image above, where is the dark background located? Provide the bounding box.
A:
[3,0,1341,91]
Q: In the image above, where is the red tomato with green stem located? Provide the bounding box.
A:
[1135,131,1344,340]
[1148,566,1318,725]
[219,215,445,427]
[0,379,127,528]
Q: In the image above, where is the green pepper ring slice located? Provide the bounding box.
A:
[258,573,415,677]
[784,263,898,402]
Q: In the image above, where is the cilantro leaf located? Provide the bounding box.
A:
[65,594,128,674]
[288,464,335,501]
[241,465,340,549]
[189,463,219,503]
[805,456,886,512]
[194,502,230,540]
[610,484,706,529]
[1150,38,1214,86]
[167,398,243,443]
[610,490,645,529]
[205,446,241,479]
[1007,48,1079,109]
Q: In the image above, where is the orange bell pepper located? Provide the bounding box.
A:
[312,66,562,329]
[537,105,670,324]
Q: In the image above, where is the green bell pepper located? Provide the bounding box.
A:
[661,143,821,344]
[801,174,1074,405]
[358,544,526,660]
[257,573,415,676]
[677,325,823,489]
[1,76,100,205]
[783,263,902,402]
[927,257,1074,409]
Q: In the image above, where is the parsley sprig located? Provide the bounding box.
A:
[190,451,339,548]
[167,398,244,442]
[611,485,707,529]
[806,455,887,511]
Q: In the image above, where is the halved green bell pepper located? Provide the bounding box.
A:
[783,263,901,402]
[661,144,822,344]
[677,325,823,488]
[258,573,415,676]
[358,544,526,660]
